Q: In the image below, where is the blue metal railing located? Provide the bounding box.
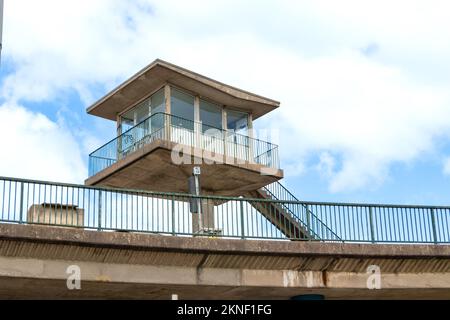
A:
[88,113,280,177]
[0,176,449,243]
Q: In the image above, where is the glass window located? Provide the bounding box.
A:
[150,88,165,132]
[151,89,165,114]
[200,99,222,133]
[135,99,151,124]
[227,109,248,135]
[120,98,150,130]
[119,88,165,134]
[171,88,194,131]
[121,109,135,133]
[121,119,134,133]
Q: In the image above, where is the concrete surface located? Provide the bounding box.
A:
[0,223,449,299]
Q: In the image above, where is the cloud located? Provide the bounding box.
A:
[268,50,450,192]
[2,0,450,192]
[2,0,150,104]
[316,152,336,179]
[0,103,86,183]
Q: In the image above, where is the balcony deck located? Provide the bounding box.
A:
[86,113,283,196]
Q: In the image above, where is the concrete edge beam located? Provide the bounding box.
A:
[0,256,449,290]
[1,223,449,259]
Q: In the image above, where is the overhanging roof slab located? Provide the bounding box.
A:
[87,59,280,121]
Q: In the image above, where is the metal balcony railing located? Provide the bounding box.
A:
[1,176,449,244]
[88,113,280,177]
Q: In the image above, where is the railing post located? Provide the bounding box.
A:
[19,182,24,224]
[369,206,375,243]
[240,200,245,239]
[247,114,254,163]
[430,208,438,244]
[171,197,176,236]
[306,204,311,237]
[97,190,102,231]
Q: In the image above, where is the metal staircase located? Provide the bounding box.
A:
[248,181,342,241]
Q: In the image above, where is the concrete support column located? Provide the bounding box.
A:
[222,107,229,163]
[194,96,201,149]
[116,114,123,159]
[164,84,171,141]
[192,199,215,234]
[247,113,254,163]
[222,107,228,130]
[116,114,122,136]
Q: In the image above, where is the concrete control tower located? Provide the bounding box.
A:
[85,59,283,197]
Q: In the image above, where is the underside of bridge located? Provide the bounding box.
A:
[1,277,449,300]
[0,223,449,300]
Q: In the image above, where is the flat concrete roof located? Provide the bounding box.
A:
[87,59,280,121]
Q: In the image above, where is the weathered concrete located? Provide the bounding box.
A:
[0,223,449,299]
[1,276,449,300]
[85,139,283,196]
[192,200,218,234]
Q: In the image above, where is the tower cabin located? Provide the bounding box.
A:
[85,59,283,197]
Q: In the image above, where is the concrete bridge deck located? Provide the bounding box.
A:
[0,223,449,299]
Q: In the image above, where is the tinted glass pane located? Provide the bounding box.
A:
[121,109,135,133]
[121,118,134,133]
[227,110,248,134]
[135,99,150,124]
[200,99,222,133]
[122,109,134,122]
[120,96,151,132]
[171,88,194,130]
[151,89,165,114]
[150,88,165,132]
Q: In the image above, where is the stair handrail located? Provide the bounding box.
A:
[262,181,342,241]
